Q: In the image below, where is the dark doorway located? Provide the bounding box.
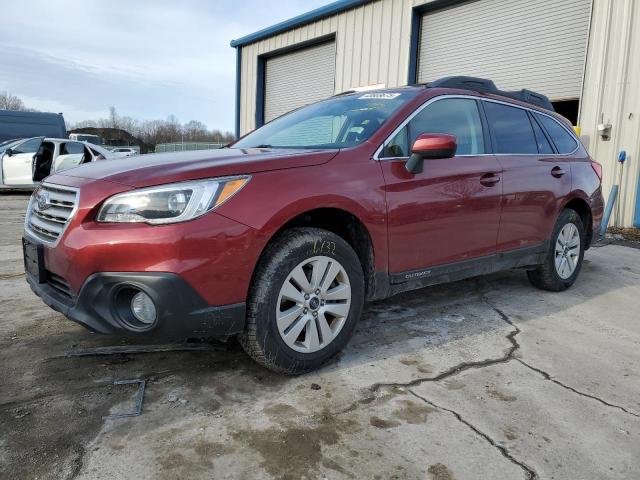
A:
[552,99,580,125]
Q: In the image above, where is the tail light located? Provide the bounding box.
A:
[591,161,603,181]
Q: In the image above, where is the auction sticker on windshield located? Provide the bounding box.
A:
[358,93,401,100]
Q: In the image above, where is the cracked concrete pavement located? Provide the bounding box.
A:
[1,193,639,480]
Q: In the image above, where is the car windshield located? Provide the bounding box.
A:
[233,90,418,150]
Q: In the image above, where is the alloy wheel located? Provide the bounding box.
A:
[555,223,581,279]
[276,256,351,353]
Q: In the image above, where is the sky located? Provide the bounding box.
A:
[0,0,330,132]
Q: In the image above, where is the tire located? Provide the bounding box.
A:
[527,209,585,291]
[239,227,365,374]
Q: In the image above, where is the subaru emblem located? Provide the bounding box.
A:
[36,190,51,210]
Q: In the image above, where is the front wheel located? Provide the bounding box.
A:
[239,228,364,374]
[527,209,585,291]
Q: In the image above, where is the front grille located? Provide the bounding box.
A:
[26,184,79,244]
[46,271,74,299]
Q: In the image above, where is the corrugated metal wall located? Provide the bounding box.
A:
[579,0,640,227]
[417,0,591,100]
[264,41,336,122]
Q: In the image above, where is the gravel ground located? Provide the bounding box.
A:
[1,193,639,480]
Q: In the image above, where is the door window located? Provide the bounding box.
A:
[484,102,538,154]
[535,113,578,154]
[529,114,554,154]
[382,98,485,157]
[12,138,42,154]
[60,142,86,156]
[55,142,88,172]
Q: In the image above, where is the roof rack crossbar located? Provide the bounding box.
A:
[425,76,554,111]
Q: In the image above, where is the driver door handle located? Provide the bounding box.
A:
[480,173,501,187]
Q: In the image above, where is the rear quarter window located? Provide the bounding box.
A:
[535,113,578,154]
[483,102,538,154]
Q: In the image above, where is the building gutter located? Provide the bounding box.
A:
[229,0,370,48]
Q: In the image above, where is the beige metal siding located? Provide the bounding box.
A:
[579,0,640,227]
[417,0,591,100]
[264,41,336,122]
[239,0,420,135]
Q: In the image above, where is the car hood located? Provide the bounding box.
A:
[55,147,339,188]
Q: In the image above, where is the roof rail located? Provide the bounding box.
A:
[333,90,356,97]
[426,76,554,111]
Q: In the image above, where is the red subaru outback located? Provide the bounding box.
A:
[23,77,603,373]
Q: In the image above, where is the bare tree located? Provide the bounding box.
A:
[0,91,27,111]
[108,106,119,129]
[118,115,139,136]
[183,120,208,141]
[71,108,235,147]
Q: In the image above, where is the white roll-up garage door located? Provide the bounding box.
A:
[417,0,591,100]
[264,41,336,122]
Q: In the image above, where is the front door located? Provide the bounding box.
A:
[378,97,502,276]
[2,137,44,185]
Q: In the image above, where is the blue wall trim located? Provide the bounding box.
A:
[407,9,421,85]
[234,47,242,139]
[230,0,370,47]
[255,56,266,129]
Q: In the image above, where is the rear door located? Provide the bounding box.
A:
[379,97,503,276]
[483,101,572,252]
[53,141,90,173]
[1,137,43,185]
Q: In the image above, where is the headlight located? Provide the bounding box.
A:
[96,176,250,224]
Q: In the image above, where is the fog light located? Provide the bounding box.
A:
[131,291,156,325]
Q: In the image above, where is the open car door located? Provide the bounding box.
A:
[52,141,91,174]
[0,137,44,186]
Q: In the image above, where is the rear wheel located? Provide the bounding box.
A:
[527,209,584,291]
[239,228,364,374]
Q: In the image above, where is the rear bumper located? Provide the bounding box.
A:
[27,271,246,339]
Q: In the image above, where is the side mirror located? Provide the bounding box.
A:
[405,133,457,174]
[4,148,13,157]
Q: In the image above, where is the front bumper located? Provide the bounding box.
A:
[27,271,246,338]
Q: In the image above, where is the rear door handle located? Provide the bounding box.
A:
[551,166,567,178]
[480,173,501,186]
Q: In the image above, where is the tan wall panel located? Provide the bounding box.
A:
[579,0,640,227]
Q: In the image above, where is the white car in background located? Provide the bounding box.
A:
[0,137,117,189]
[110,147,138,157]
